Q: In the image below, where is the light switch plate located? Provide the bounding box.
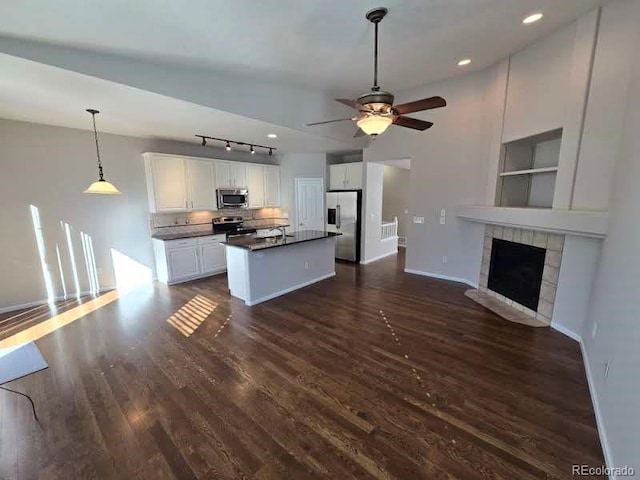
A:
[440,209,446,217]
[404,209,409,215]
[413,216,425,224]
[439,217,446,225]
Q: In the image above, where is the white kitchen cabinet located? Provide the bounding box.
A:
[247,165,265,208]
[264,166,281,206]
[153,234,227,285]
[144,153,216,212]
[215,161,247,188]
[344,163,363,189]
[329,162,363,190]
[167,246,200,282]
[145,154,189,212]
[187,160,216,210]
[199,243,226,275]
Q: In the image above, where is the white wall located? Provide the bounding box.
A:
[552,236,601,340]
[382,165,410,238]
[581,3,640,469]
[365,68,495,284]
[0,118,274,310]
[502,22,576,142]
[361,162,397,264]
[279,153,326,230]
[571,0,640,211]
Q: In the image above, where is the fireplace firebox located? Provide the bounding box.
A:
[488,239,546,311]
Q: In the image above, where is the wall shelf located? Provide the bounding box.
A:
[499,166,559,177]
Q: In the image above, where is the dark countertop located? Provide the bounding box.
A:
[151,221,290,241]
[221,230,340,251]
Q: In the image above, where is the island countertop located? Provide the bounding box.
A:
[221,230,341,251]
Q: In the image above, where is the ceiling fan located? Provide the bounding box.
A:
[308,7,446,137]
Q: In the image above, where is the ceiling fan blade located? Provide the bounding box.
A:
[354,128,366,138]
[393,116,434,131]
[393,96,446,115]
[307,117,354,126]
[335,98,362,110]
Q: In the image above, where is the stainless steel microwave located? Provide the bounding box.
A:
[216,188,249,209]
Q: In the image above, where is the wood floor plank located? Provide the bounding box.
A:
[0,251,605,479]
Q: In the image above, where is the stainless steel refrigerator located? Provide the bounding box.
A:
[326,191,362,262]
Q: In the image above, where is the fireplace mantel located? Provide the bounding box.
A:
[456,205,608,239]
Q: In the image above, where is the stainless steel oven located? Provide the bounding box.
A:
[216,188,249,209]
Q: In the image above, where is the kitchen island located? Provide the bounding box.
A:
[222,230,340,305]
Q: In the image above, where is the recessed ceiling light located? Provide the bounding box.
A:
[267,133,278,139]
[457,58,471,67]
[523,12,543,24]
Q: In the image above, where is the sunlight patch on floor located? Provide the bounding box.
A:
[0,290,120,349]
[166,295,218,337]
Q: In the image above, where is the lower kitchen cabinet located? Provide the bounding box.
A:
[153,234,227,285]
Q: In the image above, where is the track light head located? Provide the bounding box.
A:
[201,137,206,146]
[269,148,273,156]
[225,141,231,151]
[250,145,255,154]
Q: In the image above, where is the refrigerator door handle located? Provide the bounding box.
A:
[336,204,341,229]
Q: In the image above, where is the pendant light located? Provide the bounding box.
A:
[83,109,121,195]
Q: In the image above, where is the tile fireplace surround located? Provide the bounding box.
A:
[478,225,565,325]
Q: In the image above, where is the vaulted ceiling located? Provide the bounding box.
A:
[0,0,604,152]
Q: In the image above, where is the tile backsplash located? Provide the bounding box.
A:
[149,207,288,235]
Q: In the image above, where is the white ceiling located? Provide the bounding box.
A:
[0,53,350,153]
[0,0,603,94]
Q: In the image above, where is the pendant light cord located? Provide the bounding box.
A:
[90,111,104,181]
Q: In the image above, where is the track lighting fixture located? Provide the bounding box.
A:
[195,135,277,156]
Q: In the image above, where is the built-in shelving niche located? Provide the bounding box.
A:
[496,128,562,208]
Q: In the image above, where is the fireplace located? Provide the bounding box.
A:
[488,239,546,311]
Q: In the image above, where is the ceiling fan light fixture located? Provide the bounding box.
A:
[357,115,393,136]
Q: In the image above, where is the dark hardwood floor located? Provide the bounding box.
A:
[0,251,604,479]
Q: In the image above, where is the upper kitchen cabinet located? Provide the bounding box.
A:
[215,161,247,188]
[247,165,281,208]
[330,162,363,190]
[187,160,216,210]
[263,166,281,206]
[143,153,215,213]
[247,164,265,208]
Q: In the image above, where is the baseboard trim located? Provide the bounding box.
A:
[580,341,614,478]
[245,272,336,306]
[551,322,582,342]
[404,268,478,288]
[0,287,115,315]
[360,250,398,265]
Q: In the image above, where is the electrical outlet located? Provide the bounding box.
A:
[604,361,611,379]
[97,267,103,275]
[439,217,446,225]
[440,209,446,217]
[591,322,598,339]
[304,261,309,270]
[442,256,448,264]
[413,216,425,224]
[404,209,409,215]
[282,212,289,218]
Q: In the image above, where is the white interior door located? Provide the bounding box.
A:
[295,178,325,231]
